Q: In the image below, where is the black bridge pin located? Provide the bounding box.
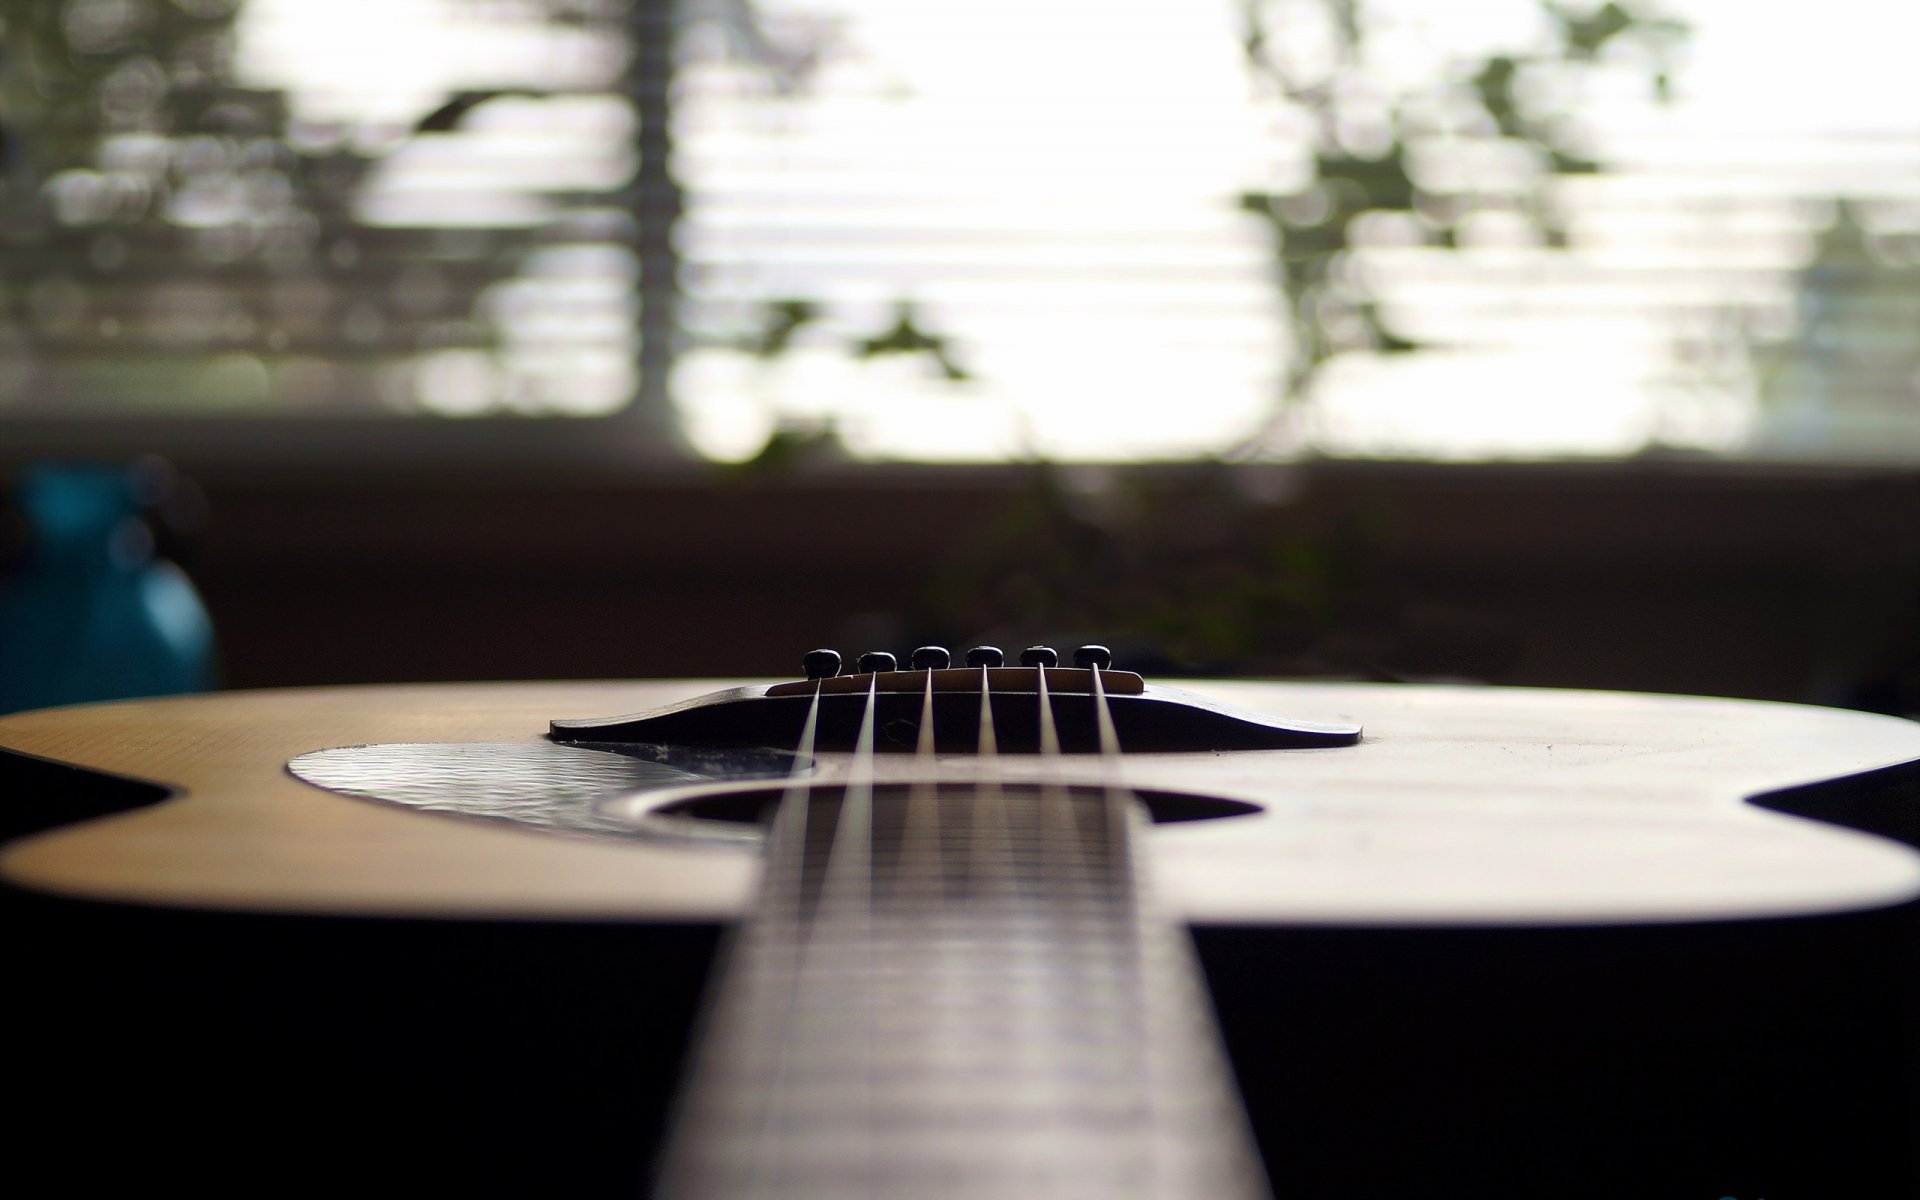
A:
[910,645,951,670]
[802,648,842,679]
[1019,645,1059,668]
[1072,644,1112,670]
[965,645,1004,668]
[857,651,898,674]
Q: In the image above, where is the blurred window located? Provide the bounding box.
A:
[3,0,1916,463]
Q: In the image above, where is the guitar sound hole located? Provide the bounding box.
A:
[633,780,1262,830]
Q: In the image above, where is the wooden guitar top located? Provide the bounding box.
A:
[3,680,1919,926]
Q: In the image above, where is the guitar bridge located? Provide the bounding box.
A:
[551,645,1361,753]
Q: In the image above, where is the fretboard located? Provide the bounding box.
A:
[654,780,1270,1200]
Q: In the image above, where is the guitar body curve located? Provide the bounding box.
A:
[4,680,1919,1198]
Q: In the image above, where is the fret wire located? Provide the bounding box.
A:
[660,662,1272,1200]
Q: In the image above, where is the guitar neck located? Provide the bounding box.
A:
[654,779,1271,1200]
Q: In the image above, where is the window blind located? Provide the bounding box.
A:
[2,0,1915,463]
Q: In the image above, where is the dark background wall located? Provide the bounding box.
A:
[152,458,1920,711]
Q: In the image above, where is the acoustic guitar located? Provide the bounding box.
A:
[4,647,1919,1199]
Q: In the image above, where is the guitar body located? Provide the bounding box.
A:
[5,680,1920,1198]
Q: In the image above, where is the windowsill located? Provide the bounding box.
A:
[9,412,1919,486]
[3,443,1912,700]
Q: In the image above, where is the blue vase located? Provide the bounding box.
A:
[0,462,215,713]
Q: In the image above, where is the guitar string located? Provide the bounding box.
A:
[1035,664,1072,892]
[735,678,822,1196]
[803,667,880,1196]
[895,662,942,907]
[732,665,939,1197]
[662,678,824,1199]
[1035,662,1101,962]
[1088,660,1133,882]
[673,658,1263,1198]
[1085,660,1161,1195]
[906,661,1151,1194]
[714,670,880,1198]
[1032,662,1148,1190]
[1035,664,1100,901]
[969,662,1012,900]
[729,672,881,1199]
[1086,661,1274,1200]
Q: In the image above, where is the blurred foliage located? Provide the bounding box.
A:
[853,300,971,383]
[714,417,846,477]
[716,292,977,476]
[722,2,1693,468]
[737,298,821,360]
[1235,0,1685,445]
[682,0,974,454]
[733,296,971,382]
[1664,200,1920,459]
[926,3,1690,672]
[0,0,622,414]
[1750,204,1920,450]
[931,461,1447,679]
[929,457,1562,681]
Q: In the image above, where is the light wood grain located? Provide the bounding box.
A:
[4,680,1919,925]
